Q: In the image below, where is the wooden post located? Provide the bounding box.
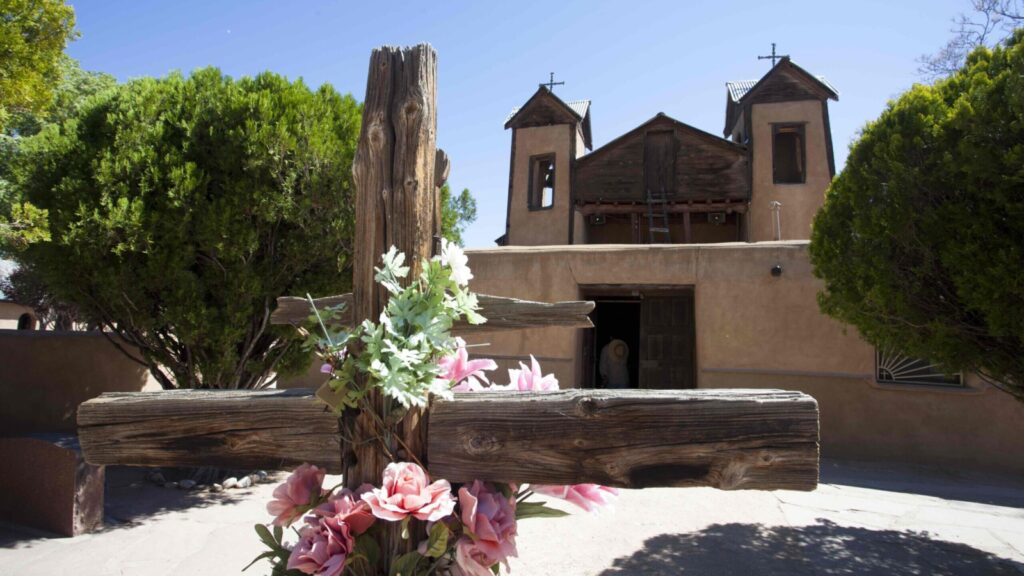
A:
[348,43,438,566]
[683,211,692,243]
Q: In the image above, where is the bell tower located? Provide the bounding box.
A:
[501,86,591,246]
[725,57,838,241]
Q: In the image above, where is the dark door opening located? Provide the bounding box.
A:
[585,298,641,389]
[580,287,696,389]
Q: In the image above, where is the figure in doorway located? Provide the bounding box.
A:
[599,337,630,389]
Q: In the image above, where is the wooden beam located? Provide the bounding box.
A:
[577,202,748,216]
[428,389,818,490]
[78,388,819,491]
[271,293,595,333]
[77,389,342,472]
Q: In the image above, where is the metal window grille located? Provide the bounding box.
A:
[875,346,963,387]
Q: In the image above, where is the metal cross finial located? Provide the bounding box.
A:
[540,72,565,92]
[758,43,790,67]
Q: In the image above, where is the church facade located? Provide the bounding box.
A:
[499,57,837,247]
[450,57,1024,476]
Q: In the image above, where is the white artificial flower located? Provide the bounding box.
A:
[440,239,473,287]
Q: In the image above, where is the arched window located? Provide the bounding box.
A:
[16,313,34,330]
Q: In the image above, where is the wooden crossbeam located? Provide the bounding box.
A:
[77,388,818,491]
[271,293,595,333]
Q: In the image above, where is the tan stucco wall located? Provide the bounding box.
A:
[0,330,156,434]
[0,301,35,330]
[748,100,831,242]
[464,242,1024,475]
[508,125,575,246]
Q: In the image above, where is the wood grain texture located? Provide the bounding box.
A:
[271,293,595,333]
[574,114,749,205]
[428,389,819,491]
[77,389,342,472]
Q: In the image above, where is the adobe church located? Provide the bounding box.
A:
[458,55,1024,477]
[498,56,838,247]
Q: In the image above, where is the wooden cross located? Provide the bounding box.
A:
[76,44,818,570]
[758,42,789,67]
[540,71,565,92]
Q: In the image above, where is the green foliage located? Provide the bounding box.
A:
[810,30,1024,399]
[440,182,477,246]
[15,67,362,389]
[515,500,570,520]
[0,0,77,129]
[314,241,484,410]
[2,57,116,255]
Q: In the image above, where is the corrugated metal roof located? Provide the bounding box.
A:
[505,99,590,124]
[726,76,838,102]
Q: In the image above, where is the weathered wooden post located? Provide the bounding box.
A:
[345,43,439,564]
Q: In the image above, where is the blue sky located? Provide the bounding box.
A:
[66,0,969,248]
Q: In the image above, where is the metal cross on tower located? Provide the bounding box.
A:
[540,71,565,92]
[758,42,790,67]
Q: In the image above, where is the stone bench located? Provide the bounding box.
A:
[0,434,104,536]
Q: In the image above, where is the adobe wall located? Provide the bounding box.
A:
[507,125,574,245]
[748,100,831,241]
[0,330,156,435]
[463,242,1024,475]
[0,301,36,330]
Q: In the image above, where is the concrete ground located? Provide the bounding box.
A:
[1,459,1022,575]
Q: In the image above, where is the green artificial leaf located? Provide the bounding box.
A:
[242,550,277,572]
[425,522,451,558]
[389,551,422,576]
[254,523,277,549]
[515,501,570,520]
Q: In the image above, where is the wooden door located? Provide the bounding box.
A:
[644,131,676,196]
[639,292,696,389]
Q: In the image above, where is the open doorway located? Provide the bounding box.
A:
[586,298,641,389]
[580,286,696,389]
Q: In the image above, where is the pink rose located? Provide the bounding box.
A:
[362,462,456,522]
[267,463,327,526]
[310,486,376,535]
[455,536,503,576]
[458,480,517,563]
[439,338,497,391]
[531,483,619,512]
[287,515,354,576]
[507,356,559,391]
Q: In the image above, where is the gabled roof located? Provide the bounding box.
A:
[504,86,593,150]
[723,57,839,136]
[575,111,745,169]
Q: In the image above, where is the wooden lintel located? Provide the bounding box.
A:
[577,202,748,216]
[78,388,819,491]
[271,293,595,333]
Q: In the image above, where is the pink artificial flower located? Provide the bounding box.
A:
[458,480,517,564]
[267,464,327,526]
[287,515,355,576]
[320,363,334,375]
[455,536,504,576]
[507,355,559,391]
[531,483,619,512]
[310,486,376,535]
[362,462,456,522]
[439,338,497,391]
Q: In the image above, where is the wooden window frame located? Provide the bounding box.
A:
[771,123,807,185]
[527,153,556,211]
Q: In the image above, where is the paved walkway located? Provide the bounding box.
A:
[1,460,1022,575]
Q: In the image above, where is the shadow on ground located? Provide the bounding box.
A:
[0,466,256,549]
[599,520,1024,576]
[819,459,1024,509]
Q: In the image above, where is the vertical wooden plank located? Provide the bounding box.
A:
[683,211,692,243]
[349,44,439,567]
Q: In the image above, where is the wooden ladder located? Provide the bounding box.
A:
[646,188,671,243]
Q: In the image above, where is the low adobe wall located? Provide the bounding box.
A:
[462,242,1024,476]
[0,330,154,435]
